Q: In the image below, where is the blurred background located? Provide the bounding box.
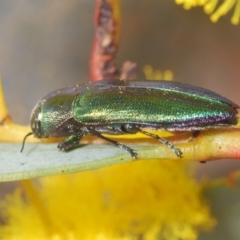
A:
[0,0,240,192]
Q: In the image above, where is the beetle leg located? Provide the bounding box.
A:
[91,130,138,159]
[128,126,183,158]
[58,132,84,151]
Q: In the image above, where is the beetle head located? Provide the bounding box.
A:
[20,102,43,153]
[30,101,45,138]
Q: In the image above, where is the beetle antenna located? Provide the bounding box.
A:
[20,132,33,152]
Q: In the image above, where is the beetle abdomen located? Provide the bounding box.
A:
[73,80,238,130]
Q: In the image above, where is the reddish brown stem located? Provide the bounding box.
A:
[90,0,119,81]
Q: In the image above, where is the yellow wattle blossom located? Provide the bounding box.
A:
[0,160,215,239]
[175,0,240,25]
[143,65,173,80]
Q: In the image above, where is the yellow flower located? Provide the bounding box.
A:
[0,160,215,239]
[175,0,240,25]
[143,65,173,80]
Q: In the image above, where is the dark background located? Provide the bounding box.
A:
[0,1,240,192]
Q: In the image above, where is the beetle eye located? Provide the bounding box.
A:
[34,119,41,136]
[30,103,42,137]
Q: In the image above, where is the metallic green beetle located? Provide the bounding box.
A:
[22,79,239,158]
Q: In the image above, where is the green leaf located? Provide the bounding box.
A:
[0,143,137,181]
